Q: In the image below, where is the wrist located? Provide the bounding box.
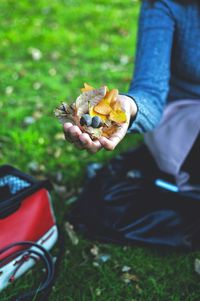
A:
[121,95,138,119]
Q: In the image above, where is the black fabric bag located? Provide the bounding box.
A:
[68,144,200,250]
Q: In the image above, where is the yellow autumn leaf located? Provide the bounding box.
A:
[105,89,119,104]
[110,100,122,111]
[89,106,107,121]
[109,109,127,123]
[80,83,95,93]
[93,98,112,115]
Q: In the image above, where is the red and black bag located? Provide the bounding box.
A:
[0,165,58,300]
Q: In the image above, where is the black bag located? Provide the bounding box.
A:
[68,144,200,250]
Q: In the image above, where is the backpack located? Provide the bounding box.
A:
[68,144,200,250]
[0,165,58,300]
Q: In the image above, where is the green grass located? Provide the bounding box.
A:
[0,0,200,300]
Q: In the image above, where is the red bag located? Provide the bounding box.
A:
[0,165,58,298]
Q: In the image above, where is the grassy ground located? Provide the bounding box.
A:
[0,0,200,300]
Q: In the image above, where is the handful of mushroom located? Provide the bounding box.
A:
[54,83,127,140]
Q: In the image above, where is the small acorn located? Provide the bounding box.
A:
[91,116,102,128]
[80,114,92,126]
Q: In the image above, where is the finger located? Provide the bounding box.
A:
[99,136,116,151]
[79,133,102,153]
[79,133,93,146]
[99,123,128,151]
[67,126,85,149]
[64,125,82,143]
[63,123,74,143]
[87,139,102,154]
[63,122,73,131]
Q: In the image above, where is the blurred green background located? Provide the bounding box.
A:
[1,0,200,300]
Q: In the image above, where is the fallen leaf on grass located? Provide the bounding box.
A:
[194,258,200,274]
[5,86,14,95]
[65,195,78,206]
[27,161,40,173]
[135,283,142,293]
[95,288,102,296]
[28,47,42,61]
[54,132,65,141]
[23,116,36,126]
[32,111,42,120]
[49,68,57,76]
[33,82,42,90]
[64,222,79,245]
[121,265,131,272]
[90,244,111,265]
[53,184,67,196]
[121,272,139,284]
[90,245,100,257]
[54,148,62,158]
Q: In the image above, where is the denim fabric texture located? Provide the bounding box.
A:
[127,0,200,133]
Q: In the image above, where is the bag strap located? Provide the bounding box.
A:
[0,241,55,301]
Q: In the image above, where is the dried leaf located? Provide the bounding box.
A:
[89,106,107,121]
[80,83,95,92]
[93,98,112,115]
[135,283,142,293]
[23,116,36,126]
[82,125,102,139]
[102,124,119,138]
[54,148,62,158]
[5,86,14,95]
[110,100,121,111]
[194,258,200,274]
[90,245,99,257]
[54,102,76,124]
[54,133,65,140]
[27,161,40,173]
[121,272,139,284]
[109,109,127,124]
[65,222,79,245]
[28,47,42,61]
[95,288,102,296]
[76,86,107,117]
[105,89,118,104]
[53,184,67,195]
[65,196,78,206]
[121,266,131,272]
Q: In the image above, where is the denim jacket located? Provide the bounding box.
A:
[127,0,200,133]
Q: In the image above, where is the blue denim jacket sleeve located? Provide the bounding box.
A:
[126,0,175,133]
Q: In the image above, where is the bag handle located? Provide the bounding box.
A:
[0,241,55,301]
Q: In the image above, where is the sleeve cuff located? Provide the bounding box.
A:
[121,91,161,134]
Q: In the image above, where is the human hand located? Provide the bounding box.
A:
[63,95,137,153]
